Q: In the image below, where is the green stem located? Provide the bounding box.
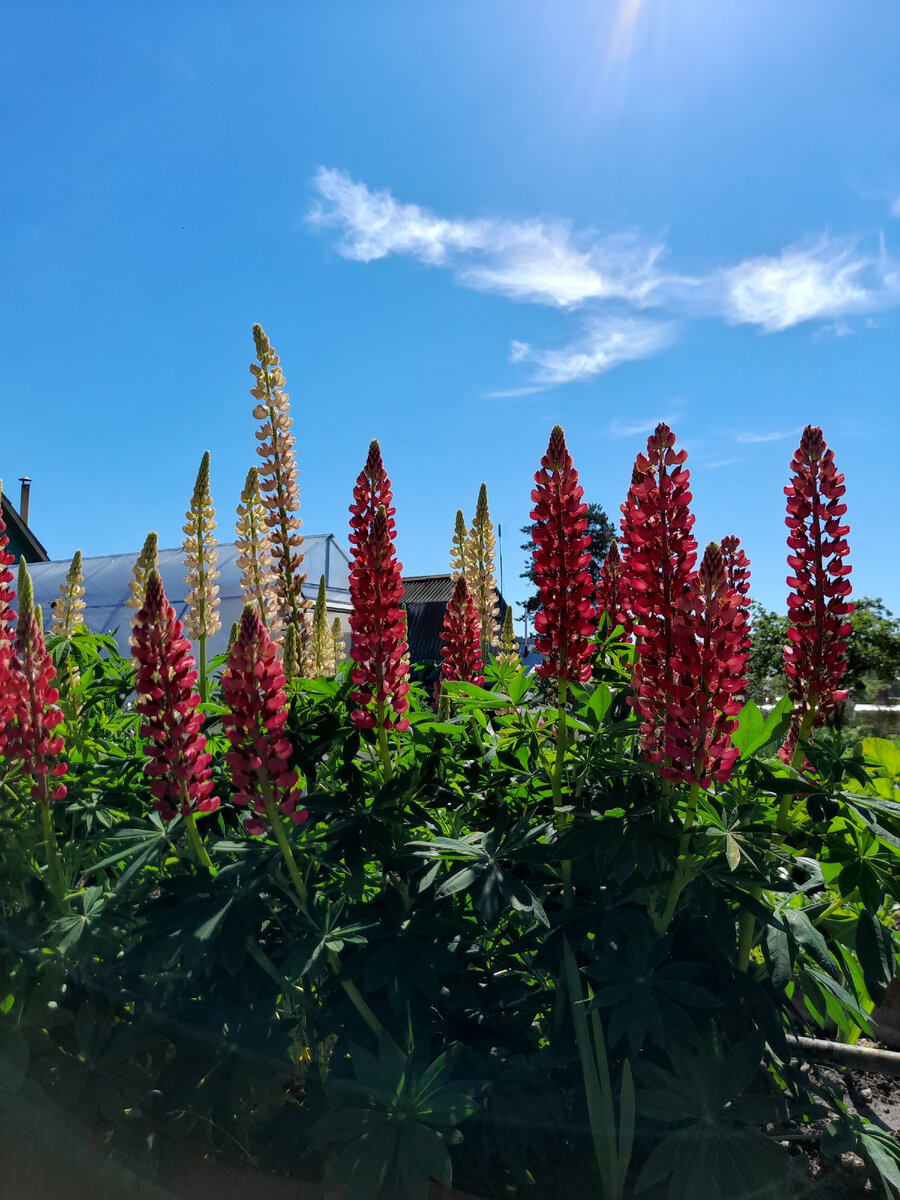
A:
[261,776,394,1049]
[377,718,393,782]
[737,885,761,972]
[40,797,68,913]
[813,892,846,927]
[198,633,208,703]
[551,680,573,908]
[261,781,308,909]
[657,782,700,932]
[183,808,215,875]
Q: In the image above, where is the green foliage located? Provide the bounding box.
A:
[1,626,899,1199]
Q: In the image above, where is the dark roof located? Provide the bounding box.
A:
[0,491,48,563]
[402,574,454,605]
[401,573,508,665]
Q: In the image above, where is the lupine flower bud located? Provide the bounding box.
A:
[620,424,697,760]
[51,550,86,638]
[662,543,748,788]
[331,616,345,667]
[183,451,221,641]
[779,426,853,762]
[235,465,281,638]
[497,605,520,666]
[0,483,16,752]
[439,576,484,692]
[128,531,159,665]
[4,560,67,802]
[127,531,159,610]
[595,540,632,638]
[450,510,468,581]
[531,425,596,683]
[721,535,751,664]
[282,622,300,684]
[131,570,219,821]
[348,488,410,731]
[465,483,500,655]
[311,575,335,675]
[222,604,306,835]
[251,324,310,659]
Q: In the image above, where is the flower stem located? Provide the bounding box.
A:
[737,886,761,972]
[261,780,308,909]
[551,680,572,908]
[183,808,215,875]
[198,633,208,703]
[39,795,68,913]
[658,781,700,932]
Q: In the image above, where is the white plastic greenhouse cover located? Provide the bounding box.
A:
[28,535,351,660]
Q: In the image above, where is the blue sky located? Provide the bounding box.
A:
[3,1,899,629]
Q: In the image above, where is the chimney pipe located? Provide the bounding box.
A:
[18,477,32,526]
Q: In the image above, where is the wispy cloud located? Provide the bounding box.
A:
[308,169,900,393]
[607,407,684,439]
[309,167,668,310]
[722,236,898,332]
[892,195,900,219]
[735,429,802,444]
[506,318,675,387]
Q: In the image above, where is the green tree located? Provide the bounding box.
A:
[519,502,615,617]
[746,597,900,705]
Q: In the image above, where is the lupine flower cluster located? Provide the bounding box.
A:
[530,425,596,684]
[721,535,751,665]
[311,575,335,676]
[449,509,468,581]
[183,450,221,643]
[3,562,68,802]
[0,486,16,754]
[235,465,280,638]
[780,425,853,763]
[222,605,305,834]
[595,540,632,639]
[439,576,484,691]
[131,570,218,821]
[620,423,698,760]
[662,543,748,788]
[50,549,86,638]
[464,483,501,654]
[348,446,409,732]
[497,605,520,666]
[251,324,310,657]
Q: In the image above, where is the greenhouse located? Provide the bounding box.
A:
[28,534,351,659]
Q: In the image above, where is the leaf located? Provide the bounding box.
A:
[435,864,482,899]
[782,909,837,978]
[860,737,900,778]
[764,924,793,991]
[731,701,765,759]
[856,913,894,1002]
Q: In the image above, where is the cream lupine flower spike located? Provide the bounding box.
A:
[311,575,335,676]
[183,450,221,697]
[399,603,411,685]
[51,550,86,638]
[449,510,467,581]
[282,622,300,684]
[464,483,500,655]
[235,466,281,638]
[497,605,520,666]
[331,616,345,667]
[127,531,158,665]
[250,324,311,664]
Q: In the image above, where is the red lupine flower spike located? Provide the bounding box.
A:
[0,485,16,754]
[438,576,484,697]
[779,426,853,763]
[662,543,748,789]
[348,452,410,733]
[595,539,632,639]
[221,604,306,835]
[619,423,697,760]
[131,570,219,821]
[4,560,68,802]
[530,425,596,683]
[720,535,751,665]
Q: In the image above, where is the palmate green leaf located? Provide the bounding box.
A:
[859,736,900,778]
[855,912,894,1001]
[439,680,510,708]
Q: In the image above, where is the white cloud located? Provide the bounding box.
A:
[309,167,667,309]
[892,195,900,218]
[507,318,675,386]
[735,429,802,444]
[722,236,897,332]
